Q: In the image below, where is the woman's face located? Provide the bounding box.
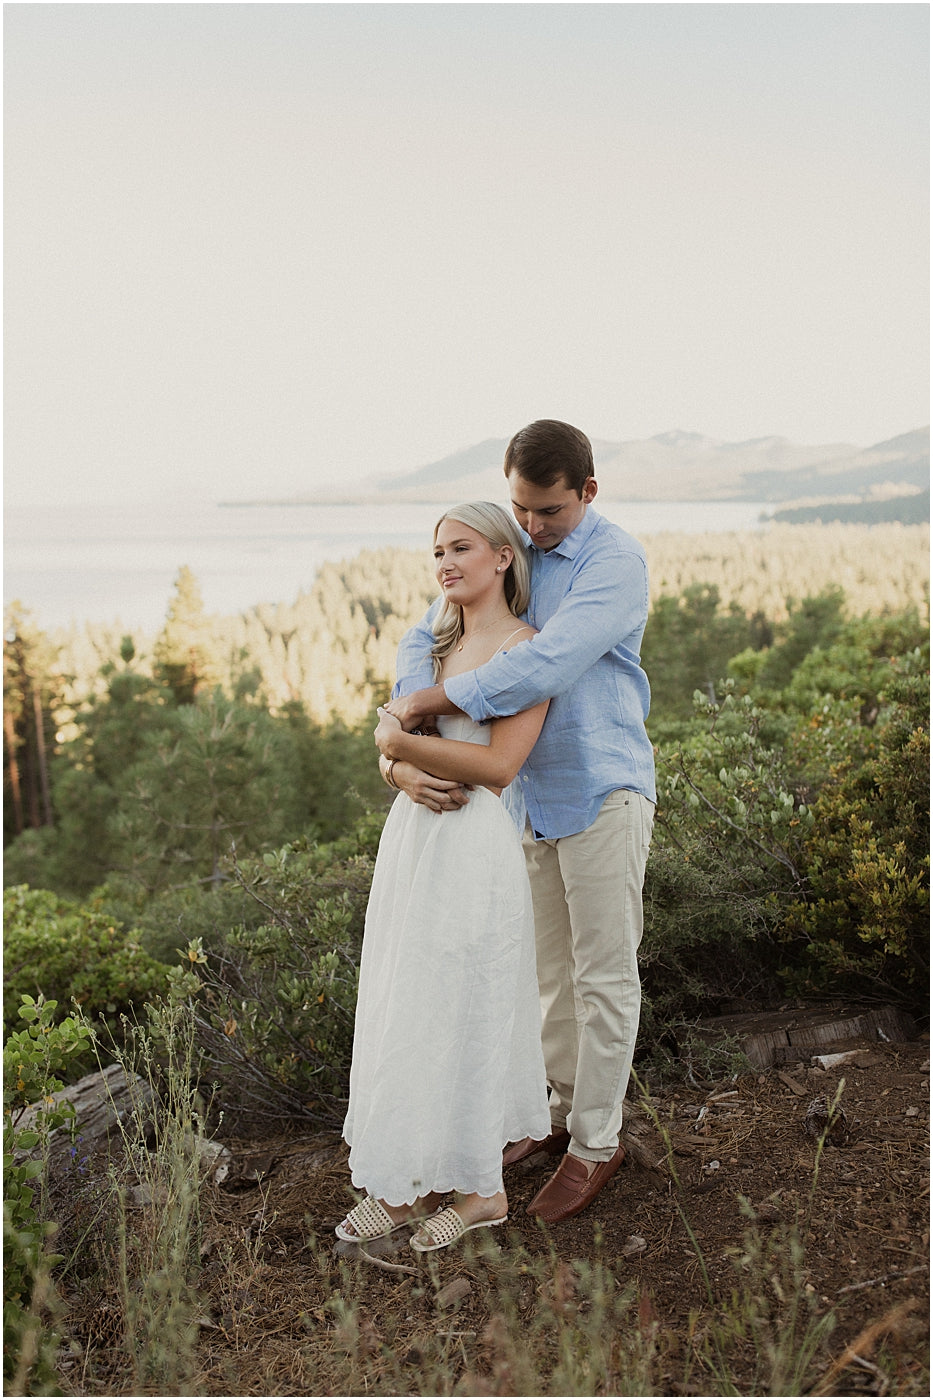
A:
[433,519,508,607]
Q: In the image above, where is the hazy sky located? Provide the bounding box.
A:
[4,2,929,507]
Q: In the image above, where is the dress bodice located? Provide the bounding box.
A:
[434,628,529,751]
[436,713,490,746]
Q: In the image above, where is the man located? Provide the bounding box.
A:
[382,419,655,1223]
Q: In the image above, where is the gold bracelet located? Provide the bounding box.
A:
[384,759,398,789]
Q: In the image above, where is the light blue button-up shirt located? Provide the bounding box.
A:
[395,507,656,840]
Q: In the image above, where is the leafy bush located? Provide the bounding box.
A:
[780,653,930,1002]
[755,587,847,690]
[3,886,171,1040]
[187,811,386,1127]
[643,686,812,1037]
[644,623,930,1034]
[93,871,262,968]
[642,583,757,722]
[4,995,92,1393]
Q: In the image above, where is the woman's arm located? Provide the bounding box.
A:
[375,702,548,792]
[378,753,472,810]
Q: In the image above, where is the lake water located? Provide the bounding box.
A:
[4,498,774,633]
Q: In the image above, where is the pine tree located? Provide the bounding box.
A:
[153,566,222,703]
[4,636,177,893]
[3,604,62,844]
[111,688,306,895]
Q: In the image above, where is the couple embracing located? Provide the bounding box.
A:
[338,419,656,1253]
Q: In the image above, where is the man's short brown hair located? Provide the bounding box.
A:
[503,420,595,495]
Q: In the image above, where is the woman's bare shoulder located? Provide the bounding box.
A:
[503,622,537,643]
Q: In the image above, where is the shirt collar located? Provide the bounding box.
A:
[528,506,600,561]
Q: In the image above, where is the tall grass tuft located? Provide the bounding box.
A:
[71,991,211,1395]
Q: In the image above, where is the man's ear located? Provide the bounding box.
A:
[582,477,598,505]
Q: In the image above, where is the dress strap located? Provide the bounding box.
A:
[495,626,532,654]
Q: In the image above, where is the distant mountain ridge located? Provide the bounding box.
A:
[240,427,929,509]
[359,426,929,507]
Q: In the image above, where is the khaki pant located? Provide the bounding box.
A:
[523,789,654,1163]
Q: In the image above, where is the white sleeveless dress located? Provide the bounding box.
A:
[343,713,550,1204]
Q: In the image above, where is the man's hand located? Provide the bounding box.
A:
[392,759,472,813]
[385,684,454,731]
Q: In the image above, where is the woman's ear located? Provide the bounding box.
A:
[498,545,514,572]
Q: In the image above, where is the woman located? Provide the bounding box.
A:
[339,502,550,1253]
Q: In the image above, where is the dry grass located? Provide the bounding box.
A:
[22,1011,931,1397]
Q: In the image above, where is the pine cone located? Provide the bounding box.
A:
[804,1095,848,1145]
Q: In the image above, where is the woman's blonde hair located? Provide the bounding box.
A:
[431,501,530,676]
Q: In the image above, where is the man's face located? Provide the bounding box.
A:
[507,471,598,552]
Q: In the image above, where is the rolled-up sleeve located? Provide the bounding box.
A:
[445,543,649,721]
[392,602,440,698]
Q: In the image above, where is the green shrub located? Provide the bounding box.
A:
[92,871,261,968]
[644,686,812,1037]
[780,653,930,1002]
[3,886,171,1040]
[644,633,930,1034]
[187,811,386,1128]
[4,995,92,1393]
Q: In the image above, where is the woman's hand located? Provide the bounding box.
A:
[374,706,403,755]
[392,761,473,813]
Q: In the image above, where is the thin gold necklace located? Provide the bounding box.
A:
[456,614,514,652]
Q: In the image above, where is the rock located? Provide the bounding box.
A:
[240,1152,277,1181]
[621,1235,647,1256]
[195,1137,228,1165]
[196,1139,233,1184]
[128,1181,169,1208]
[333,1230,413,1262]
[435,1277,473,1308]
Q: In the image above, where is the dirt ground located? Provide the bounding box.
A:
[55,1030,929,1397]
[194,1033,928,1397]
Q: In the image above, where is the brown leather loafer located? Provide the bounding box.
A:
[502,1128,571,1168]
[525,1145,625,1223]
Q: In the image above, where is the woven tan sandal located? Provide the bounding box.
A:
[335,1195,426,1243]
[410,1206,508,1254]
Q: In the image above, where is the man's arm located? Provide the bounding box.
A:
[386,681,461,730]
[446,543,648,721]
[387,597,467,729]
[392,599,440,699]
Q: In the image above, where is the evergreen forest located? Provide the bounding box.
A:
[3,519,929,1392]
[5,521,929,1055]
